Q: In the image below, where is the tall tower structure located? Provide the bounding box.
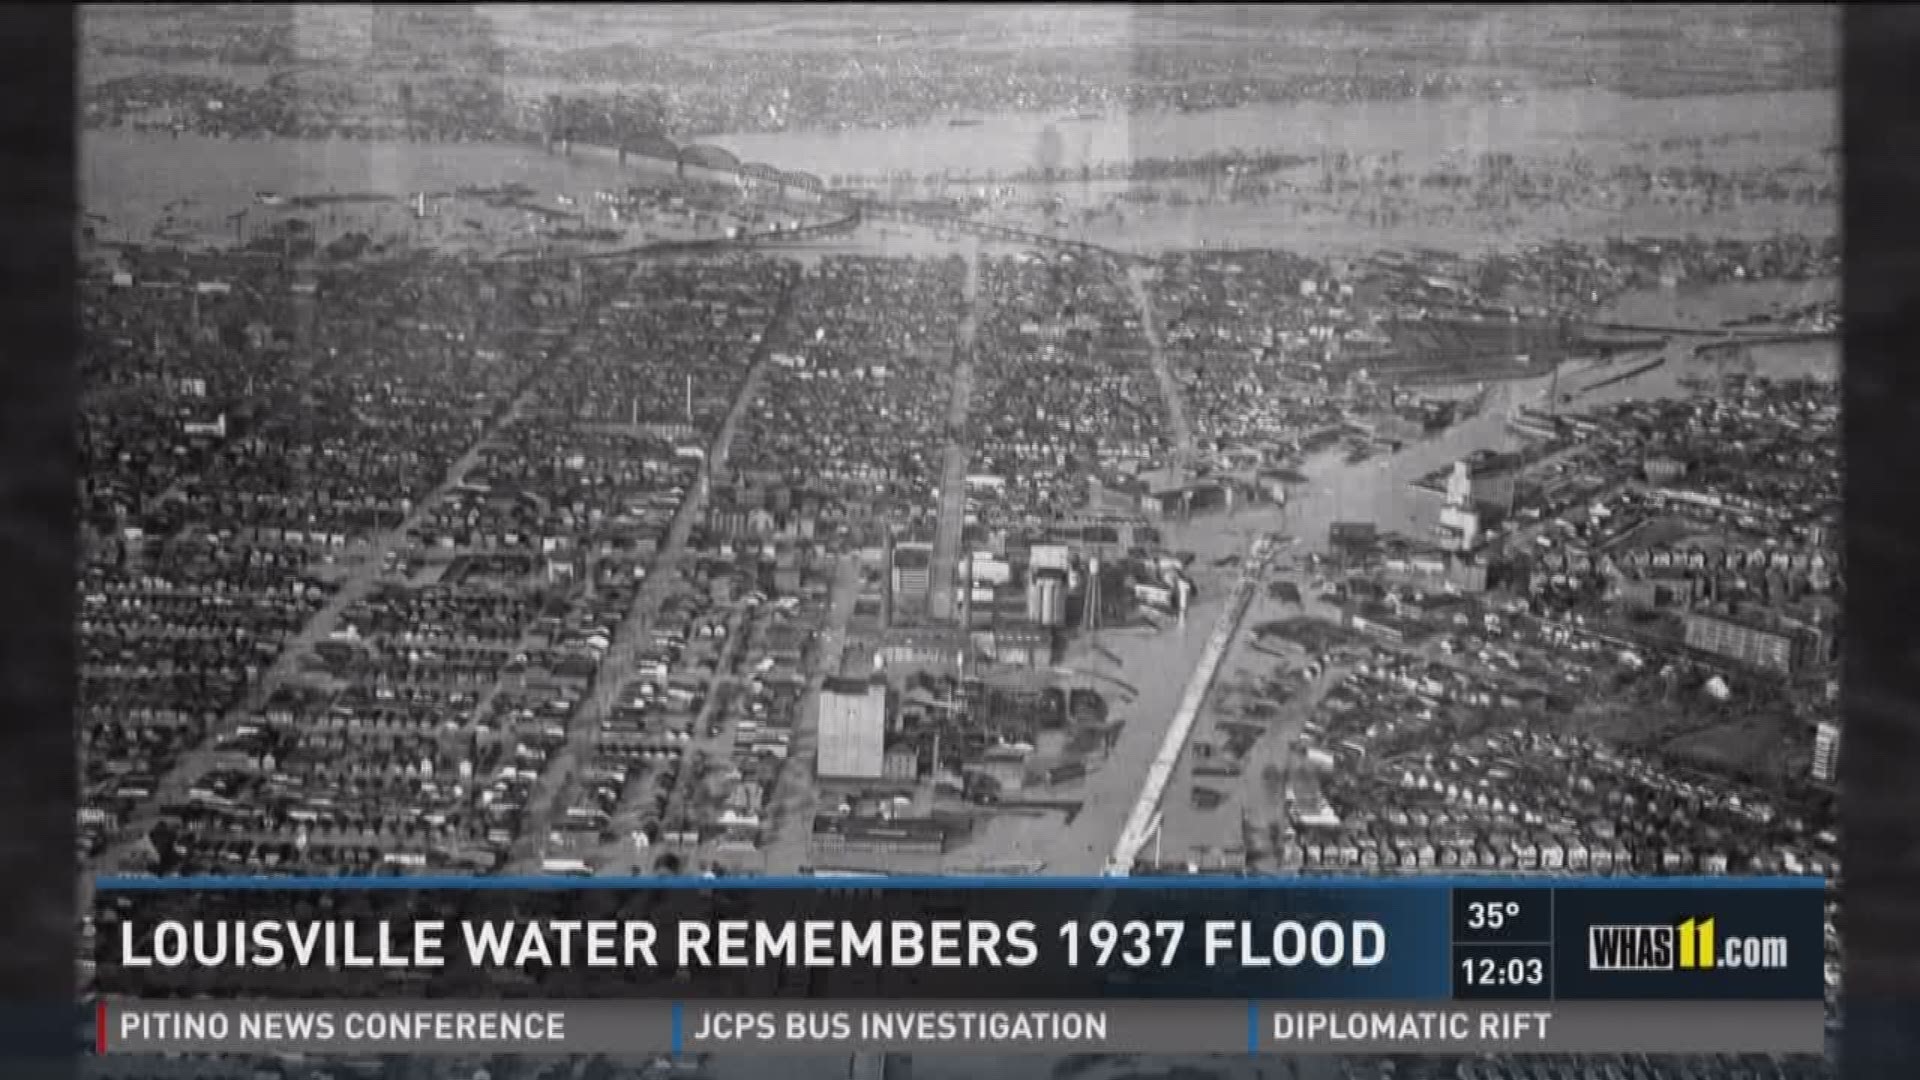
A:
[881,535,896,629]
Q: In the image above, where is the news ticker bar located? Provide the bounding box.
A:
[93,877,1828,1002]
[98,999,1826,1056]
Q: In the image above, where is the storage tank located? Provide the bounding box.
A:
[1025,569,1068,628]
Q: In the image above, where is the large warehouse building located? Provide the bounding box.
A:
[816,676,889,780]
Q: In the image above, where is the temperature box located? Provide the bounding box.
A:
[1452,888,1553,945]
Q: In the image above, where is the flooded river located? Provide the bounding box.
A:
[703,86,1833,257]
[87,84,1834,254]
[83,132,643,245]
[708,87,1834,180]
[81,130,817,252]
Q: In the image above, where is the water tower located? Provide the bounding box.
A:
[1082,557,1103,631]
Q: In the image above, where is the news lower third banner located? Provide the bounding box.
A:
[91,876,1829,1054]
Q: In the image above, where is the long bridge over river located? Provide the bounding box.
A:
[508,196,1138,267]
[526,137,1145,265]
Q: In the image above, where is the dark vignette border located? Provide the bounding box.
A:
[1844,5,1920,1077]
[0,1,77,1074]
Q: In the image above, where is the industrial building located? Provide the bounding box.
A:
[1435,505,1478,552]
[1328,521,1379,566]
[883,745,920,782]
[810,815,948,857]
[817,676,889,780]
[1028,543,1072,574]
[1811,719,1840,784]
[970,746,1030,794]
[1342,602,1421,643]
[968,554,1012,585]
[1025,568,1068,627]
[974,624,1053,669]
[1445,454,1520,518]
[890,540,932,612]
[849,626,970,670]
[1642,455,1690,484]
[1681,611,1810,674]
[1098,466,1233,519]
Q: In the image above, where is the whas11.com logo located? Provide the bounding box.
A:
[1587,918,1790,973]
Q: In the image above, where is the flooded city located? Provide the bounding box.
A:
[79,6,1839,1080]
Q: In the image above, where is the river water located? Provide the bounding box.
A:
[82,132,636,245]
[86,85,1834,246]
[707,87,1834,180]
[81,130,816,252]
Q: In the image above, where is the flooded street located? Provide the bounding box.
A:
[83,105,1837,892]
[1035,272,1837,877]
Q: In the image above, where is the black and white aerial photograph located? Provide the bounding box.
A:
[79,5,1840,1080]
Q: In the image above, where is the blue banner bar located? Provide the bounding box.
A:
[91,879,1828,1003]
